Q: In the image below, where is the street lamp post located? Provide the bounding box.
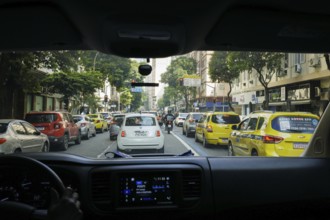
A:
[206,83,216,112]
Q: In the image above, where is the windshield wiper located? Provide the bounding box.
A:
[285,129,303,133]
[104,150,194,158]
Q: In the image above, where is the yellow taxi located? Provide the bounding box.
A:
[87,113,108,133]
[195,112,241,147]
[228,111,320,157]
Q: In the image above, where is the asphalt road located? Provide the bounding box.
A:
[63,125,229,159]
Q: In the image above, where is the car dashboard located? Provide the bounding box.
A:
[2,153,330,220]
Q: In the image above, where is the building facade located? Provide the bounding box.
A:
[231,53,330,116]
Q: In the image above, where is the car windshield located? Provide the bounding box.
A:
[0,50,325,159]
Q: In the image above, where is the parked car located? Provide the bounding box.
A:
[25,111,81,151]
[182,112,204,137]
[0,119,50,154]
[174,113,188,126]
[87,113,108,133]
[195,112,241,147]
[73,115,97,140]
[117,113,164,153]
[109,114,125,140]
[228,111,320,157]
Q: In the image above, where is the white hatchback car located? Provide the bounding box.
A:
[117,113,164,153]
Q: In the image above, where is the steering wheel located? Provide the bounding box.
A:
[0,155,65,220]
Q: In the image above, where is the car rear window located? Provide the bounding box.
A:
[0,123,8,133]
[125,116,156,126]
[192,114,203,120]
[25,114,58,123]
[179,113,188,118]
[271,116,319,134]
[211,114,241,124]
[73,116,83,122]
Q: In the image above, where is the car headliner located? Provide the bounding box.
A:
[1,0,329,57]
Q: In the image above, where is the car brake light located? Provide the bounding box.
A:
[156,130,161,137]
[0,138,6,144]
[80,123,86,127]
[263,135,283,144]
[206,125,213,132]
[121,131,126,137]
[54,123,61,129]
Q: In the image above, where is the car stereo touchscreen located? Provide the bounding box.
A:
[119,173,175,207]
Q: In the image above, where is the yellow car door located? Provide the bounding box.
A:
[240,117,259,156]
[230,118,249,156]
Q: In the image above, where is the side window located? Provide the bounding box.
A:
[199,115,206,123]
[257,117,265,130]
[68,114,74,122]
[62,113,69,122]
[246,118,258,130]
[238,119,249,130]
[22,122,38,135]
[12,122,26,135]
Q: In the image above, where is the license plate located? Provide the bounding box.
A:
[293,143,308,149]
[36,127,44,131]
[135,131,148,136]
[221,138,228,143]
[168,125,172,128]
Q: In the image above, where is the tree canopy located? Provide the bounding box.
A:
[160,56,197,112]
[209,51,241,111]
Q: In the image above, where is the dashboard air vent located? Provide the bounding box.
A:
[91,171,112,209]
[182,170,201,199]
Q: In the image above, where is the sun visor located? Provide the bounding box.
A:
[206,7,330,53]
[102,19,186,58]
[0,4,82,51]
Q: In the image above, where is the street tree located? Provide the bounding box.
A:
[0,51,80,118]
[160,57,197,112]
[230,52,284,110]
[79,51,131,90]
[42,71,103,109]
[209,51,240,111]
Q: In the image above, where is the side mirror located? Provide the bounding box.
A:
[195,119,199,123]
[33,131,41,135]
[232,125,237,130]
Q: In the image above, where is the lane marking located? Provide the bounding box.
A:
[97,141,117,159]
[171,131,200,156]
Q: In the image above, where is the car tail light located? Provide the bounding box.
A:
[121,131,126,137]
[156,130,161,137]
[54,123,61,129]
[97,120,100,123]
[206,125,213,132]
[0,138,6,144]
[263,135,283,144]
[80,123,86,127]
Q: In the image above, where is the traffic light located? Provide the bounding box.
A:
[179,78,184,86]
